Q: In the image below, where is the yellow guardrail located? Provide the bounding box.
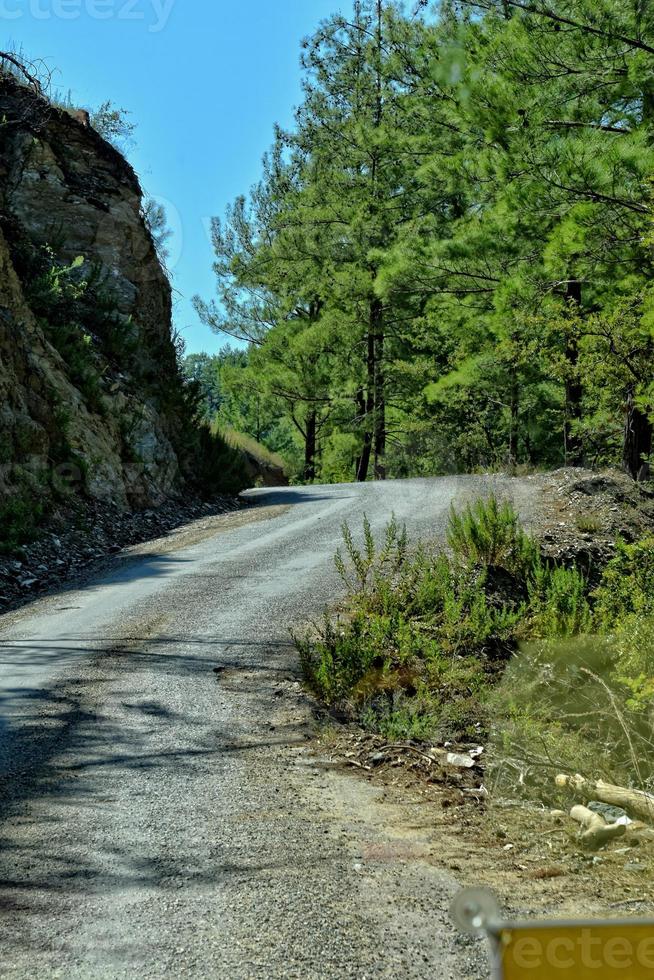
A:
[451,888,654,979]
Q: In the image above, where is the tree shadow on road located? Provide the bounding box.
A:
[0,636,323,923]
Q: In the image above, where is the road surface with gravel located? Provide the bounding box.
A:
[0,476,532,978]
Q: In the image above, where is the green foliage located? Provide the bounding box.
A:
[89,100,135,150]
[143,195,173,268]
[447,496,539,575]
[299,496,654,755]
[218,426,287,473]
[22,245,138,415]
[490,632,654,795]
[593,537,654,625]
[334,514,407,595]
[182,346,300,469]
[299,499,562,741]
[590,537,654,679]
[0,495,44,554]
[491,538,654,793]
[576,513,603,534]
[527,564,592,638]
[192,1,654,484]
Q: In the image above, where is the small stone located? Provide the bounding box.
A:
[446,752,475,769]
[588,801,629,823]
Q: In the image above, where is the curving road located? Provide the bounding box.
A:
[0,477,530,979]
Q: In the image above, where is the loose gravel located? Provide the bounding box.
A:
[0,477,519,979]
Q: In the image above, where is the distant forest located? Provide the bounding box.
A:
[189,0,654,485]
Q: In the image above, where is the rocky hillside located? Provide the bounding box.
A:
[0,69,241,544]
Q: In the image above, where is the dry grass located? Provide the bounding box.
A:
[212,424,287,472]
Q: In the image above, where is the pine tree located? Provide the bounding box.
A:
[195,0,654,483]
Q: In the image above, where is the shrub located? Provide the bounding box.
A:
[0,496,44,554]
[527,563,592,637]
[593,537,654,626]
[576,513,603,535]
[447,495,539,576]
[298,503,530,741]
[489,637,654,795]
[298,499,654,763]
[335,513,407,596]
[489,539,654,796]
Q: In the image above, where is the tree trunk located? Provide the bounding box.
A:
[623,386,652,481]
[508,364,519,466]
[372,299,386,480]
[373,387,386,479]
[564,278,584,467]
[356,329,376,483]
[356,430,373,483]
[304,410,317,484]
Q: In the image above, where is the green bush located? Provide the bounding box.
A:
[335,513,408,597]
[527,563,592,637]
[447,496,539,576]
[593,537,654,626]
[489,636,654,795]
[589,537,654,679]
[299,500,533,741]
[490,538,654,795]
[298,498,654,758]
[0,496,44,554]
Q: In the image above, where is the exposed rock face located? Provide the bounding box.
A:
[0,72,190,512]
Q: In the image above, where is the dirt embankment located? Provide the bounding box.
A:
[535,467,654,575]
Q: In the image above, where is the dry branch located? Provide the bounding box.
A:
[556,773,654,823]
[569,804,626,850]
[0,52,43,92]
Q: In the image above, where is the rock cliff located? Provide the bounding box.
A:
[0,69,229,528]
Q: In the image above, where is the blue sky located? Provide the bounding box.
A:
[4,0,348,353]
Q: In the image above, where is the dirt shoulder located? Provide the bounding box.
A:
[0,495,242,614]
[312,726,654,925]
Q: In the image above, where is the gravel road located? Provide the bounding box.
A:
[0,476,531,979]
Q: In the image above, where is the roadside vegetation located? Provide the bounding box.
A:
[216,425,287,474]
[297,498,654,796]
[183,350,301,479]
